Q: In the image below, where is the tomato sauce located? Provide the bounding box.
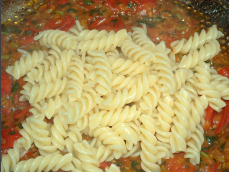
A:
[1,0,229,171]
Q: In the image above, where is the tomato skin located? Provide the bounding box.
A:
[204,106,215,130]
[56,0,69,5]
[209,162,218,172]
[1,72,12,96]
[1,132,22,149]
[218,67,229,77]
[215,102,229,133]
[14,105,31,119]
[20,36,35,46]
[59,15,76,31]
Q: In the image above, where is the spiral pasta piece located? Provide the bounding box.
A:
[90,50,112,95]
[66,55,84,101]
[89,105,140,130]
[210,68,229,100]
[109,56,149,76]
[78,29,128,52]
[121,39,155,66]
[184,125,204,165]
[58,84,96,123]
[64,130,82,154]
[112,123,139,151]
[171,25,223,54]
[34,30,77,50]
[6,50,48,80]
[50,115,68,150]
[105,164,121,172]
[189,95,208,132]
[73,140,103,172]
[170,88,192,153]
[137,84,160,116]
[154,52,175,94]
[77,29,115,41]
[131,25,155,50]
[194,62,226,111]
[174,68,190,91]
[20,77,67,104]
[139,115,161,172]
[178,40,220,69]
[68,20,84,35]
[14,153,74,172]
[99,73,156,110]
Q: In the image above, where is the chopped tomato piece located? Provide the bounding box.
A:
[204,106,215,130]
[1,72,12,96]
[99,161,109,169]
[59,15,76,31]
[215,102,229,133]
[89,17,112,30]
[56,0,69,5]
[218,67,229,77]
[1,133,22,149]
[166,153,196,172]
[14,105,31,119]
[20,36,35,46]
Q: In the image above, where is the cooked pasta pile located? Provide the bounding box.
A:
[2,21,229,172]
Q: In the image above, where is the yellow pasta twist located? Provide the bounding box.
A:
[170,88,192,153]
[6,50,48,80]
[184,125,204,165]
[73,141,103,172]
[78,29,128,52]
[66,55,84,100]
[178,40,220,69]
[14,153,74,172]
[77,29,115,41]
[34,29,78,50]
[20,77,67,104]
[131,25,155,50]
[89,105,140,130]
[121,39,155,66]
[139,115,161,172]
[171,25,223,54]
[90,50,112,95]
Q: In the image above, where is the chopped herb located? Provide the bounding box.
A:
[10,42,18,48]
[131,160,142,172]
[84,0,94,5]
[115,1,121,5]
[59,3,70,8]
[25,30,32,35]
[176,13,182,19]
[174,28,177,34]
[19,123,23,129]
[49,170,53,172]
[89,9,106,16]
[112,19,118,27]
[162,160,166,165]
[200,151,209,158]
[31,21,37,25]
[122,167,127,171]
[205,135,216,144]
[1,125,9,129]
[220,142,226,149]
[1,32,10,35]
[67,8,78,13]
[56,11,64,15]
[75,15,78,20]
[202,145,210,151]
[29,11,36,15]
[9,131,16,135]
[115,160,122,166]
[1,121,5,124]
[127,2,133,8]
[1,55,9,59]
[11,81,20,93]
